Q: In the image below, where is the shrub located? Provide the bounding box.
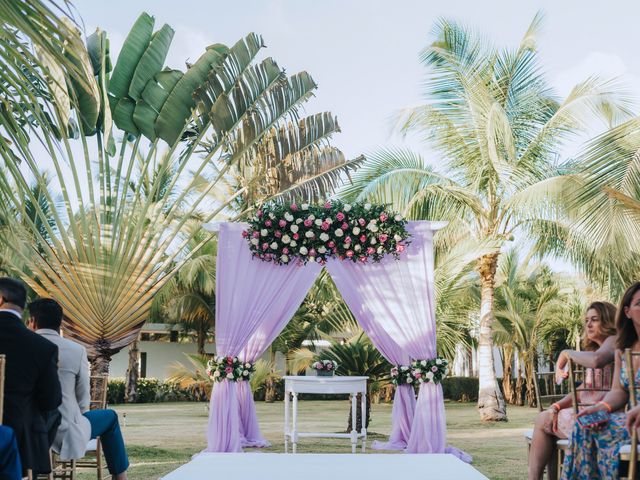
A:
[107,378,125,405]
[441,376,479,402]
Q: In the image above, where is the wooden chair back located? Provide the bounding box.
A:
[533,369,570,412]
[625,348,640,480]
[89,374,109,410]
[568,360,613,415]
[0,354,5,424]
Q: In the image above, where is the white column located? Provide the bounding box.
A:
[292,392,299,454]
[360,390,367,452]
[284,390,290,453]
[350,393,357,454]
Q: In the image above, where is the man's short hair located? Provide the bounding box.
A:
[28,298,63,331]
[0,277,27,309]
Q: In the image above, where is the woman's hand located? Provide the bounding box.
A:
[626,405,640,434]
[576,403,606,418]
[555,350,570,384]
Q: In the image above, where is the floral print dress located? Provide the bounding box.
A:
[561,361,639,479]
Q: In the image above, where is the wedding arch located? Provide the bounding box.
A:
[204,213,454,455]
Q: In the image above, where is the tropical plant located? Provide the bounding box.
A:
[0,10,362,374]
[340,14,632,420]
[166,353,212,401]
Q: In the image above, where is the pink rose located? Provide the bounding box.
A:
[345,236,352,244]
[379,213,388,222]
[262,243,269,250]
[274,230,282,238]
[321,222,330,231]
[414,372,422,379]
[366,247,375,255]
[346,250,354,258]
[341,222,348,230]
[293,233,300,240]
[431,366,438,372]
[252,231,260,239]
[304,219,313,227]
[309,249,317,257]
[319,259,326,266]
[359,235,366,243]
[339,255,345,260]
[379,234,388,242]
[282,247,289,254]
[324,202,332,209]
[391,368,398,376]
[290,203,298,211]
[396,244,405,253]
[242,230,249,238]
[279,219,287,228]
[358,218,366,226]
[226,356,233,364]
[265,220,272,227]
[257,210,263,218]
[328,241,335,248]
[326,363,333,370]
[225,367,233,373]
[359,256,367,263]
[336,212,345,221]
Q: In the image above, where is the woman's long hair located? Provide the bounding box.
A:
[616,282,640,350]
[582,301,617,351]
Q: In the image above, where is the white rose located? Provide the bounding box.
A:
[305,231,314,238]
[320,233,329,242]
[354,245,361,252]
[308,214,315,221]
[394,214,403,221]
[394,234,402,242]
[315,219,323,226]
[370,219,377,225]
[377,246,384,254]
[308,256,316,262]
[285,213,294,222]
[233,357,238,362]
[436,358,442,365]
[250,238,259,246]
[368,225,379,233]
[269,212,275,219]
[364,203,371,210]
[400,366,409,372]
[325,217,333,224]
[300,247,308,255]
[270,242,278,249]
[426,371,434,381]
[344,204,352,212]
[421,360,427,367]
[290,225,299,233]
[343,243,350,249]
[261,229,268,236]
[296,218,303,224]
[243,370,249,376]
[318,246,327,254]
[370,237,377,245]
[290,241,297,247]
[406,377,413,384]
[213,370,221,377]
[280,254,289,263]
[335,228,344,237]
[245,363,252,368]
[226,373,234,380]
[302,204,309,210]
[418,378,424,383]
[352,227,361,235]
[282,235,291,244]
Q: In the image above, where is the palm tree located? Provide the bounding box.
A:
[340,14,632,420]
[0,11,362,373]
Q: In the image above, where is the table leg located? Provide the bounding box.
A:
[284,390,290,453]
[292,392,298,454]
[350,393,357,454]
[361,391,367,452]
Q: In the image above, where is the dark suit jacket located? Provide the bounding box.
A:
[0,311,62,474]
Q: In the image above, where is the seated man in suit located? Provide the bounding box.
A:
[0,425,21,480]
[28,298,129,480]
[0,278,61,476]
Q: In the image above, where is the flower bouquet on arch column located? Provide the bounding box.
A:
[311,359,338,376]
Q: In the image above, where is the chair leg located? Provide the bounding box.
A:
[96,441,103,480]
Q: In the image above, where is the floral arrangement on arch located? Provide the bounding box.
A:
[311,359,338,372]
[206,356,256,382]
[243,201,410,265]
[391,357,449,386]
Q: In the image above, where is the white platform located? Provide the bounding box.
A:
[161,453,488,479]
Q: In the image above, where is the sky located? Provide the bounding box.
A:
[67,0,640,273]
[76,0,640,163]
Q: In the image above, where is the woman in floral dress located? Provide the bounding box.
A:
[561,282,640,479]
[528,301,617,480]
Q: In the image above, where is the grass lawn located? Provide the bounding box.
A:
[75,400,535,479]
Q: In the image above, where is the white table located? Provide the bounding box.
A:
[283,375,368,454]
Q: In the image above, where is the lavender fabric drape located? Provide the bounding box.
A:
[206,222,322,452]
[326,222,446,454]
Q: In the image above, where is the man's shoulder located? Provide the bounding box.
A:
[16,327,58,354]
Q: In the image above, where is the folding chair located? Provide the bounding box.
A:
[619,348,640,480]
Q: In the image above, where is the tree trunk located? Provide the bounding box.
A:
[265,348,277,402]
[125,340,139,404]
[525,360,536,408]
[477,253,508,421]
[502,345,514,405]
[197,326,206,356]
